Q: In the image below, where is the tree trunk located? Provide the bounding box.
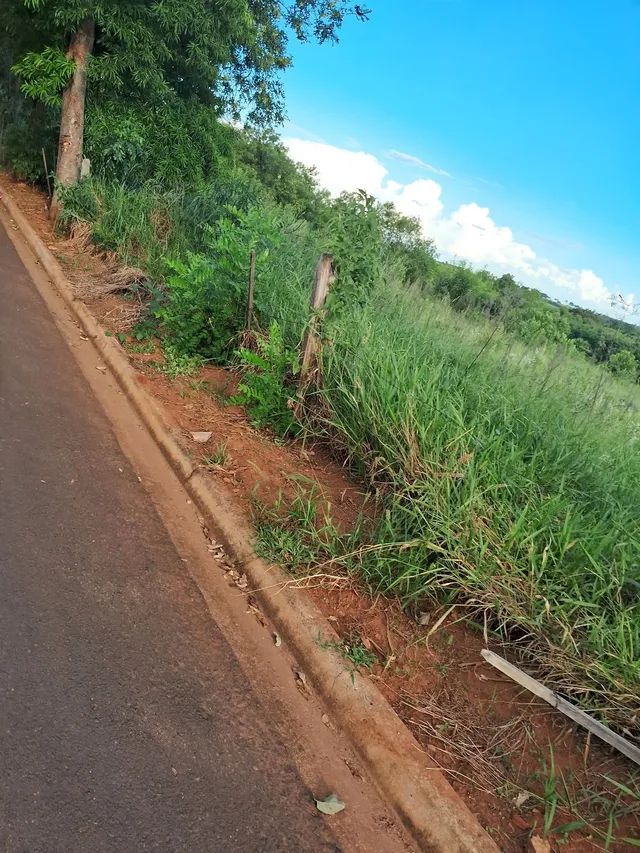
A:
[50,16,95,220]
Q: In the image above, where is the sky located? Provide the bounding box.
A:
[279,0,640,317]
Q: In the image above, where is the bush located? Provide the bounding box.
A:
[236,322,301,436]
[84,97,236,187]
[56,178,100,224]
[158,204,319,360]
[608,348,637,380]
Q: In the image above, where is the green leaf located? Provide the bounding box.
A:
[552,820,587,835]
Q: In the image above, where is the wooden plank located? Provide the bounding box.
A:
[481,649,640,766]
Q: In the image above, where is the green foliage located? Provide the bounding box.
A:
[11,47,74,106]
[236,128,329,221]
[158,253,223,358]
[318,634,378,670]
[56,178,100,222]
[321,285,640,729]
[505,307,570,345]
[158,205,289,361]
[253,486,360,572]
[434,263,504,313]
[608,348,637,379]
[84,97,237,187]
[159,345,202,378]
[379,200,438,286]
[1,0,367,127]
[236,323,301,436]
[327,190,384,311]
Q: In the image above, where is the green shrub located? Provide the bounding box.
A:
[56,178,100,225]
[608,348,637,379]
[326,190,384,311]
[158,203,319,360]
[84,97,236,187]
[235,322,301,436]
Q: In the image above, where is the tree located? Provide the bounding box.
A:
[4,0,369,211]
[377,201,438,286]
[608,349,637,380]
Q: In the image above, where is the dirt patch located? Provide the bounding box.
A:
[5,172,639,853]
[134,363,366,530]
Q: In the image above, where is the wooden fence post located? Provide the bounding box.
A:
[300,253,335,379]
[245,248,256,331]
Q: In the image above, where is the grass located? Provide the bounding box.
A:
[252,284,640,731]
[317,634,379,670]
[202,442,229,468]
[60,176,640,738]
[534,757,640,849]
[315,286,640,732]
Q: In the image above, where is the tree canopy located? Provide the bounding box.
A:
[3,0,368,125]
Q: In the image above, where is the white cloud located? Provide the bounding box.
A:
[386,149,452,178]
[384,178,444,224]
[285,138,388,197]
[444,203,537,270]
[284,137,616,310]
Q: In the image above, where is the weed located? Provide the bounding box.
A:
[252,486,366,576]
[158,346,202,379]
[235,322,301,437]
[317,633,378,671]
[202,442,228,468]
[124,339,155,354]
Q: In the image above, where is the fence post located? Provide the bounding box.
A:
[245,248,256,331]
[300,253,335,379]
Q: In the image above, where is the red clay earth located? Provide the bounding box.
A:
[4,171,639,853]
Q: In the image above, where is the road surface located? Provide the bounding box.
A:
[0,219,340,852]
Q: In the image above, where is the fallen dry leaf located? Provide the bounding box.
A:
[528,837,551,853]
[294,669,311,696]
[514,790,532,809]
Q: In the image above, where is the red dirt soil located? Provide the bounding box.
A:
[4,172,639,853]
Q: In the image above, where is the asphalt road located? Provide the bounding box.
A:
[0,221,339,852]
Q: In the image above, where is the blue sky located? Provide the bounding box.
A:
[280,0,640,315]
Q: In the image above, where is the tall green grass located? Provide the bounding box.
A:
[320,286,640,727]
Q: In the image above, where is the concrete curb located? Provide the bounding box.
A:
[0,186,499,853]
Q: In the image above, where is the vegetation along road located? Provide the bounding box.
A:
[2,0,640,848]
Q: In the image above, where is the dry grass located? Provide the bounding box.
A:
[404,692,529,793]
